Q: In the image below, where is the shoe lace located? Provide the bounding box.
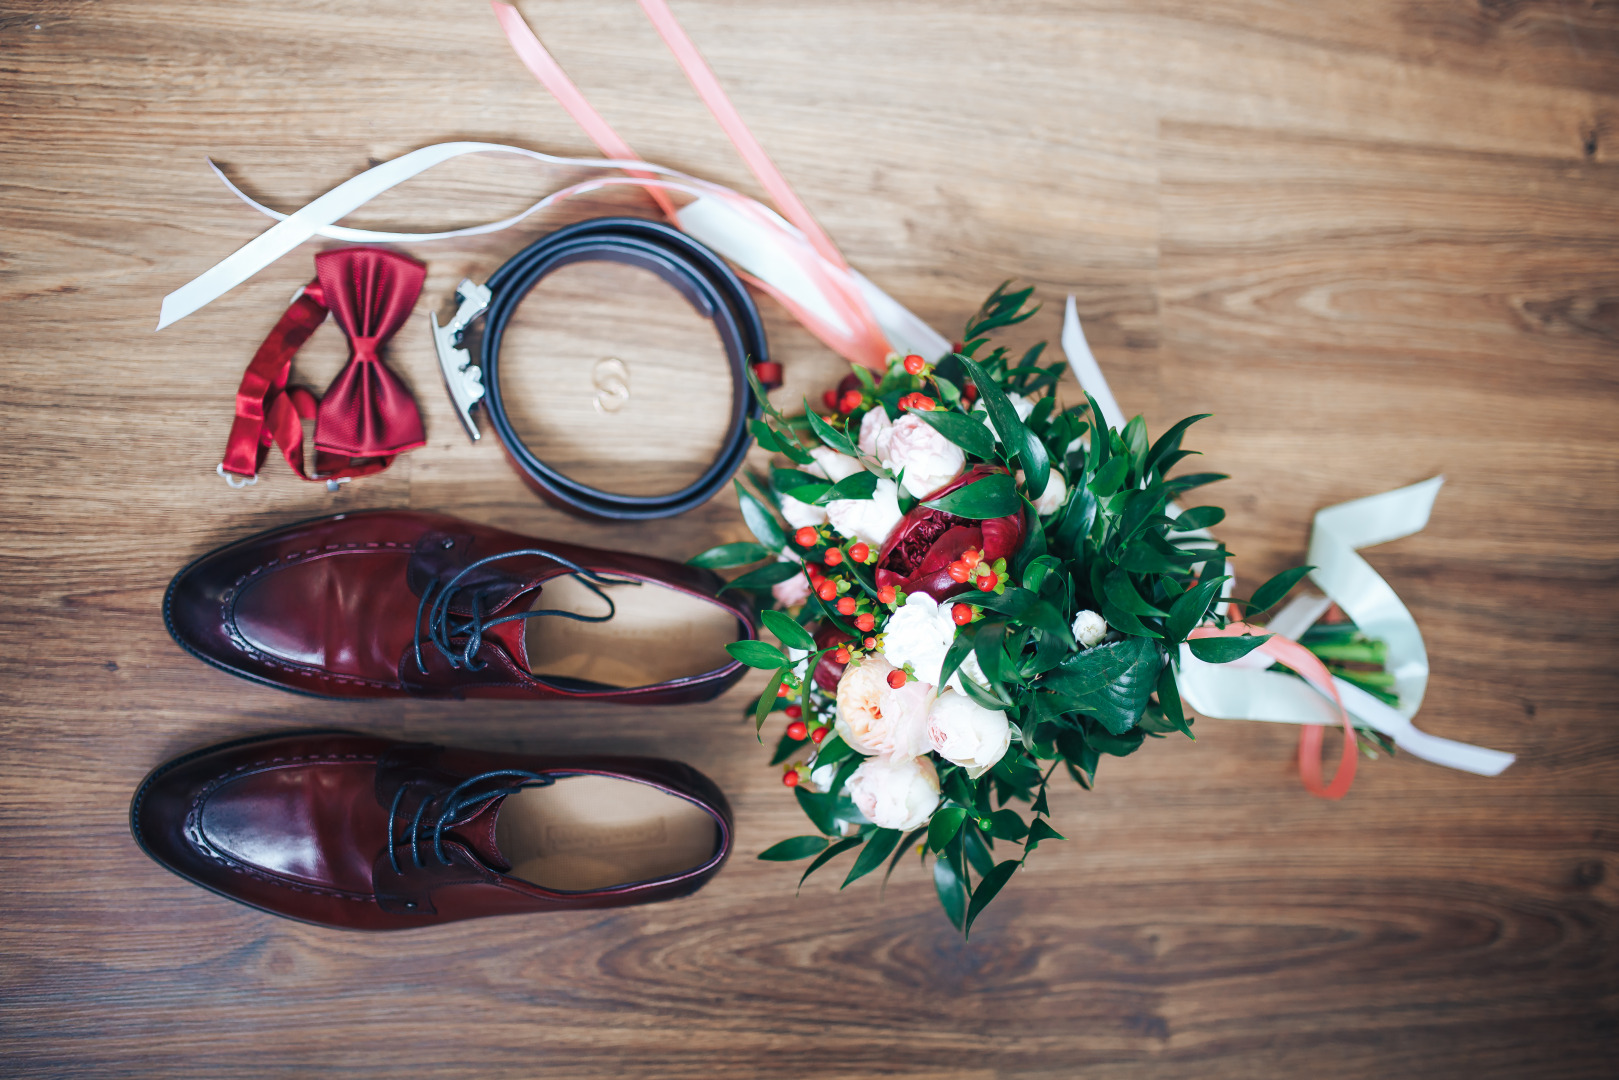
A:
[412,547,640,674]
[386,768,556,874]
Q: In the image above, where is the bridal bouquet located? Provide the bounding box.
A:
[696,285,1310,934]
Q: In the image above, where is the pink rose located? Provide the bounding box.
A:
[926,691,1011,779]
[846,755,940,831]
[771,558,812,607]
[881,414,965,499]
[858,406,894,460]
[834,655,936,759]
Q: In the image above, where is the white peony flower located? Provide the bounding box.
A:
[926,691,1011,779]
[834,655,936,760]
[1071,609,1108,648]
[973,391,1036,443]
[826,477,903,549]
[779,493,827,530]
[880,413,965,500]
[808,446,863,483]
[1019,467,1067,516]
[858,406,894,460]
[846,754,941,832]
[881,592,987,694]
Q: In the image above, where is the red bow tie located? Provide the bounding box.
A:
[219,247,427,486]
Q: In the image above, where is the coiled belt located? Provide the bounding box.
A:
[431,217,774,521]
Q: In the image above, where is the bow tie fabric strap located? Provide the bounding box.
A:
[219,246,426,484]
[311,246,427,457]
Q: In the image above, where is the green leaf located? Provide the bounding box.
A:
[758,836,829,861]
[688,541,771,569]
[843,827,903,888]
[728,640,789,670]
[718,560,800,595]
[795,786,838,837]
[750,418,814,465]
[1145,414,1212,475]
[769,726,806,765]
[963,824,997,877]
[882,826,925,890]
[1245,565,1315,618]
[923,471,1020,519]
[1023,818,1065,857]
[1170,506,1226,532]
[1188,634,1273,663]
[973,620,1008,687]
[1164,471,1228,495]
[803,405,859,458]
[1121,415,1149,474]
[1165,575,1230,644]
[798,836,863,889]
[933,846,968,930]
[1087,725,1146,757]
[1104,568,1168,618]
[964,859,1019,938]
[755,666,788,732]
[1157,663,1193,738]
[813,470,878,505]
[813,733,854,767]
[1040,636,1161,734]
[985,809,1028,841]
[928,806,967,853]
[938,631,976,694]
[915,409,996,460]
[957,353,1049,498]
[1098,597,1161,640]
[1089,456,1127,497]
[734,479,786,551]
[760,609,816,652]
[771,468,831,503]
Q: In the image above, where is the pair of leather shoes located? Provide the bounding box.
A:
[135,511,758,930]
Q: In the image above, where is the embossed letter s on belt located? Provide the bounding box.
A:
[431,218,775,521]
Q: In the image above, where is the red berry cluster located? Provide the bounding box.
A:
[944,547,1007,598]
[898,392,937,412]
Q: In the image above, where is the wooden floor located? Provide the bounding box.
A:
[2,2,1616,1077]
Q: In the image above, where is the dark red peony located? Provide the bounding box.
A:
[875,464,1025,603]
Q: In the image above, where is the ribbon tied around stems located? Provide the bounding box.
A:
[219,246,426,485]
[1059,300,1515,792]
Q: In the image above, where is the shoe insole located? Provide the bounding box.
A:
[496,775,720,892]
[522,575,739,689]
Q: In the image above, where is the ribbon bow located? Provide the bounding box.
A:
[219,246,427,485]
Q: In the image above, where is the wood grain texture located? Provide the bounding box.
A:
[1,1,1616,1077]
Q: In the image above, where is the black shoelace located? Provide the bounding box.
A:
[386,768,556,874]
[412,547,640,674]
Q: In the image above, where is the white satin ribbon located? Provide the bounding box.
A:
[160,141,943,366]
[1178,479,1515,776]
[1060,295,1126,431]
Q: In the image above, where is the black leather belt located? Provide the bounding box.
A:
[431,217,774,521]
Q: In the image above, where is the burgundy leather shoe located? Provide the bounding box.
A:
[131,731,733,930]
[165,510,756,702]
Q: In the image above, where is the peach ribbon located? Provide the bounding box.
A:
[1188,623,1359,800]
[491,1,892,369]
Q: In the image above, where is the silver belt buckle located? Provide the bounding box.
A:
[430,279,492,442]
